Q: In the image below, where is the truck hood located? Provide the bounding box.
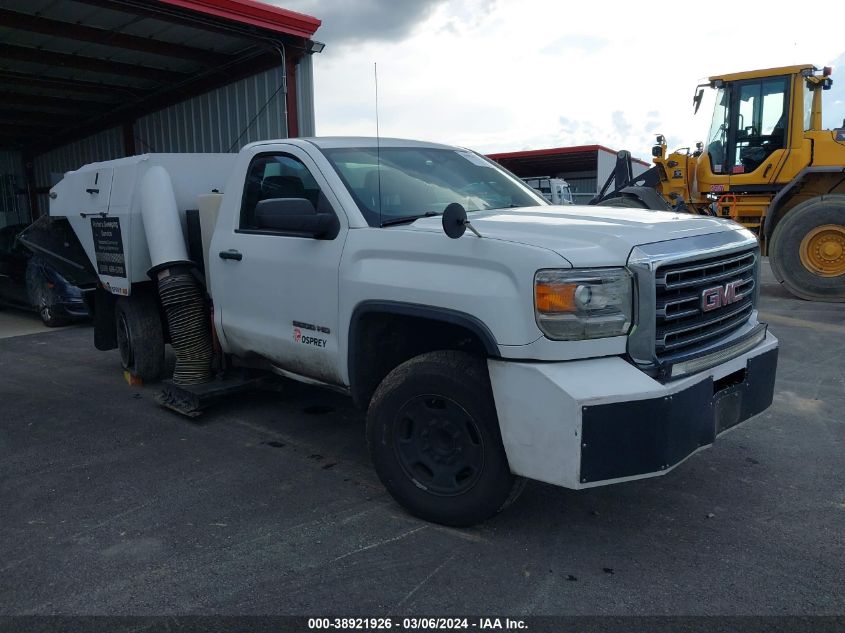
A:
[405,205,747,267]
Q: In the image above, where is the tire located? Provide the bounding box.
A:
[115,291,166,382]
[26,260,67,327]
[769,194,845,302]
[366,350,524,527]
[597,195,649,209]
[38,300,67,328]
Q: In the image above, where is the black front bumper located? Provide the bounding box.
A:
[579,347,778,484]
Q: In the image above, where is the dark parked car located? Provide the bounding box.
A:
[0,223,89,327]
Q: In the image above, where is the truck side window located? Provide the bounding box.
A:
[239,153,334,230]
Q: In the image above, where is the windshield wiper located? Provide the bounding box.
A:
[380,211,441,227]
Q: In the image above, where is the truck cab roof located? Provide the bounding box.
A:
[243,137,459,151]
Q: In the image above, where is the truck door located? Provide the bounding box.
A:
[212,148,347,385]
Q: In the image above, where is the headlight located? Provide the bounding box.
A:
[534,268,633,340]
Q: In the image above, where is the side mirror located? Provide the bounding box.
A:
[254,198,338,239]
[693,87,705,114]
[442,202,467,239]
[442,202,482,239]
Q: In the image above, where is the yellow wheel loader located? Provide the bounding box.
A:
[592,65,845,302]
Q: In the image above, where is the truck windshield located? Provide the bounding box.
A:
[320,146,545,227]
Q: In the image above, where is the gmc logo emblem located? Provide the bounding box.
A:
[702,280,743,312]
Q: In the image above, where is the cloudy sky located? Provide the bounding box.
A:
[275,0,845,161]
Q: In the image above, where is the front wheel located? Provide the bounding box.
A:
[769,195,845,302]
[366,351,524,527]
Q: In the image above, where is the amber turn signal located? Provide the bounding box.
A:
[535,282,577,313]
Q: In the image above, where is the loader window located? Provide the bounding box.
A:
[804,83,813,131]
[707,88,728,173]
[729,77,788,174]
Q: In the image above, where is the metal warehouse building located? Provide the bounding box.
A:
[0,0,322,228]
[488,145,650,205]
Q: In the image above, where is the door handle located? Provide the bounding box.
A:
[218,249,243,261]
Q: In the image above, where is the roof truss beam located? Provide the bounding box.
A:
[73,0,272,41]
[0,92,113,113]
[72,0,310,52]
[0,109,98,125]
[0,122,52,136]
[0,43,188,83]
[0,70,141,96]
[0,8,232,66]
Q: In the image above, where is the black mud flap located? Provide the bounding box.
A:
[91,287,118,351]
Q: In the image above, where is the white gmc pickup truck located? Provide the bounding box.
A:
[34,137,778,526]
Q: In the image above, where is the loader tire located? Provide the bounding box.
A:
[769,195,845,302]
[115,291,166,382]
[367,350,524,527]
[597,195,649,209]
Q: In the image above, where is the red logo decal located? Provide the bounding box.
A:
[702,281,743,312]
[293,327,301,343]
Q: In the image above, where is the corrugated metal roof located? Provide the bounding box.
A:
[0,0,321,151]
[488,145,650,175]
[159,0,320,39]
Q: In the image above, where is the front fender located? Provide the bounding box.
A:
[337,228,565,382]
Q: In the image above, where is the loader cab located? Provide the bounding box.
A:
[704,75,790,181]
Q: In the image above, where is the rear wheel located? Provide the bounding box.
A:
[769,195,845,302]
[597,195,650,209]
[366,351,524,527]
[115,291,165,382]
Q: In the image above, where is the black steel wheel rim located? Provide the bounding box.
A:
[393,394,485,496]
[117,313,132,368]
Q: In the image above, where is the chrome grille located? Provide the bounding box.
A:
[654,249,756,358]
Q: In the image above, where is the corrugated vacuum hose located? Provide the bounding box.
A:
[137,165,213,384]
[157,266,213,385]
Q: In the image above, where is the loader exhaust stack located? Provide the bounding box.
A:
[140,166,213,385]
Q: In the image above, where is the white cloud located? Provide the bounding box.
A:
[272,0,845,161]
[280,0,450,44]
